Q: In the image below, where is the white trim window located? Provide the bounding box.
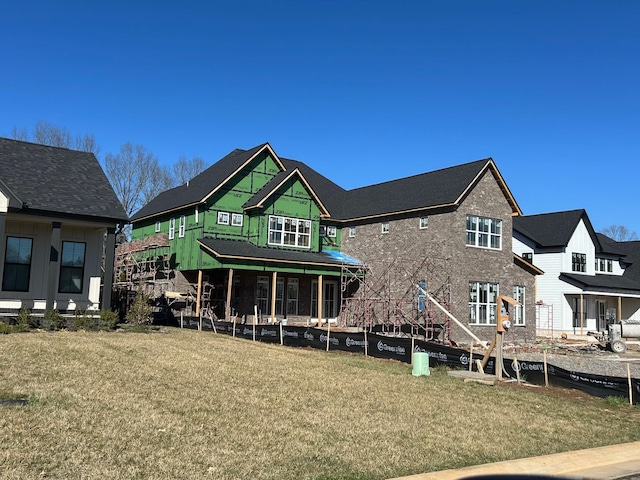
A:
[168,218,175,240]
[348,227,356,238]
[512,285,525,326]
[420,217,429,229]
[217,211,230,225]
[268,215,311,248]
[231,213,243,227]
[466,215,502,250]
[155,221,161,233]
[195,207,199,224]
[572,252,586,272]
[469,281,498,325]
[381,222,389,234]
[327,226,337,238]
[595,258,613,273]
[178,215,186,238]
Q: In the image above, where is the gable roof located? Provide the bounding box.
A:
[336,158,521,221]
[513,209,602,250]
[0,137,128,222]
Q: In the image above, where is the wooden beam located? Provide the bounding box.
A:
[196,270,203,317]
[225,268,234,321]
[317,275,323,326]
[271,271,277,324]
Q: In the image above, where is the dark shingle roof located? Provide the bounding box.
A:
[614,240,640,284]
[561,272,640,293]
[198,237,363,267]
[513,210,593,248]
[0,137,128,222]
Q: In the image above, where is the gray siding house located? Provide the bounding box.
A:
[0,138,128,314]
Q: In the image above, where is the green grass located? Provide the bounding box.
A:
[1,328,639,480]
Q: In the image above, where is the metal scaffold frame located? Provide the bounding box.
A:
[338,254,453,343]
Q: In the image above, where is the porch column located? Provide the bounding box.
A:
[225,268,234,320]
[0,212,6,283]
[270,271,277,324]
[102,227,117,310]
[196,270,203,316]
[618,296,622,322]
[317,274,323,325]
[46,222,62,312]
[579,293,584,335]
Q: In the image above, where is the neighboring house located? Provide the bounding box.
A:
[513,209,640,335]
[0,137,128,315]
[128,143,539,343]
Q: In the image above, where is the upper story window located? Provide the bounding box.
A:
[195,207,199,224]
[169,218,175,240]
[179,215,186,238]
[381,222,389,234]
[469,281,498,325]
[522,252,533,264]
[420,217,429,229]
[155,221,161,233]
[217,211,229,225]
[2,236,33,292]
[572,252,586,272]
[268,215,311,249]
[232,213,243,227]
[466,215,502,250]
[595,258,613,273]
[59,241,86,294]
[348,227,356,238]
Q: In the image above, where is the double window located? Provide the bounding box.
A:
[595,258,613,273]
[512,285,525,326]
[268,215,311,248]
[466,215,502,250]
[469,281,498,325]
[59,241,86,294]
[572,252,586,272]
[2,237,33,292]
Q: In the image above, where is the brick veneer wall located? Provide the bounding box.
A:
[341,170,536,344]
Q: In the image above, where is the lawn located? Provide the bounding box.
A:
[1,328,639,480]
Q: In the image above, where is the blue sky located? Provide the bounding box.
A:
[2,1,639,234]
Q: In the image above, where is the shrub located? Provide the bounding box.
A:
[125,289,153,326]
[42,309,66,330]
[17,308,36,329]
[72,308,94,330]
[99,309,120,330]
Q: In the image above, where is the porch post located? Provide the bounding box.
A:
[225,268,234,320]
[102,227,116,310]
[618,296,622,322]
[271,271,277,324]
[317,274,323,325]
[0,212,6,284]
[196,270,203,317]
[579,293,584,335]
[46,221,62,312]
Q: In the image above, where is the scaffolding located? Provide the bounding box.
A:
[338,254,452,343]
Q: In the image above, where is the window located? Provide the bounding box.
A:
[231,213,243,227]
[381,222,389,234]
[595,258,613,273]
[195,207,199,224]
[59,241,86,294]
[420,217,429,229]
[512,285,525,326]
[268,215,311,248]
[469,281,498,325]
[348,227,356,238]
[522,252,533,264]
[572,252,586,272]
[327,226,337,238]
[275,278,284,316]
[286,278,299,315]
[319,226,326,237]
[155,221,161,233]
[2,237,32,292]
[466,215,502,250]
[168,218,175,239]
[256,276,269,315]
[179,215,186,238]
[217,211,229,225]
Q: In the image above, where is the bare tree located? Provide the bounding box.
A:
[75,133,101,155]
[600,225,639,241]
[173,155,206,185]
[32,121,72,148]
[10,126,29,141]
[104,142,170,221]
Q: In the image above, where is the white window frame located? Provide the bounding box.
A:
[381,222,389,234]
[595,258,613,273]
[319,226,326,237]
[512,285,525,326]
[348,227,356,238]
[419,217,428,229]
[466,215,502,250]
[168,218,175,240]
[327,226,337,238]
[231,213,243,227]
[195,207,199,224]
[469,281,499,325]
[155,221,161,233]
[268,215,311,249]
[217,211,229,225]
[179,215,186,238]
